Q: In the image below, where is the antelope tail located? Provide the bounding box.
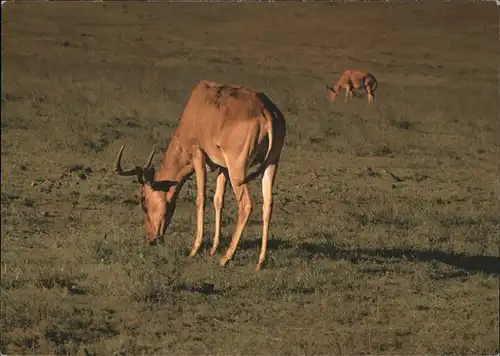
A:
[263,117,274,164]
[371,75,378,91]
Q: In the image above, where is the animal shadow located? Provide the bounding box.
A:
[300,241,499,276]
[208,236,498,276]
[174,282,217,295]
[237,237,293,251]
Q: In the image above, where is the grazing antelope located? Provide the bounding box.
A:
[326,69,378,104]
[114,80,286,271]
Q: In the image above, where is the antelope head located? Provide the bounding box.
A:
[325,84,337,102]
[114,144,177,245]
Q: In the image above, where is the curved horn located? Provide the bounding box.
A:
[144,147,156,168]
[114,144,139,176]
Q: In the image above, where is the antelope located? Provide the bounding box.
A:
[114,80,286,271]
[326,69,378,104]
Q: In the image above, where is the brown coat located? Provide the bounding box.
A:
[114,80,286,270]
[326,69,378,104]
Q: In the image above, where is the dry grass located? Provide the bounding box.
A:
[1,2,499,355]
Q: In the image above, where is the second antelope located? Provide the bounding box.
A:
[326,69,378,104]
[114,80,286,271]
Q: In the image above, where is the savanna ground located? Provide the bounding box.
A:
[1,2,499,355]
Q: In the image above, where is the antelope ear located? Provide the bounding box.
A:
[151,180,177,192]
[132,166,145,185]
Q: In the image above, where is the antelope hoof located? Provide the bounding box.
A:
[219,256,230,267]
[209,248,217,257]
[255,264,262,272]
[188,246,200,258]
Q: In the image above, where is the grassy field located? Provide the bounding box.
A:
[1,2,499,355]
